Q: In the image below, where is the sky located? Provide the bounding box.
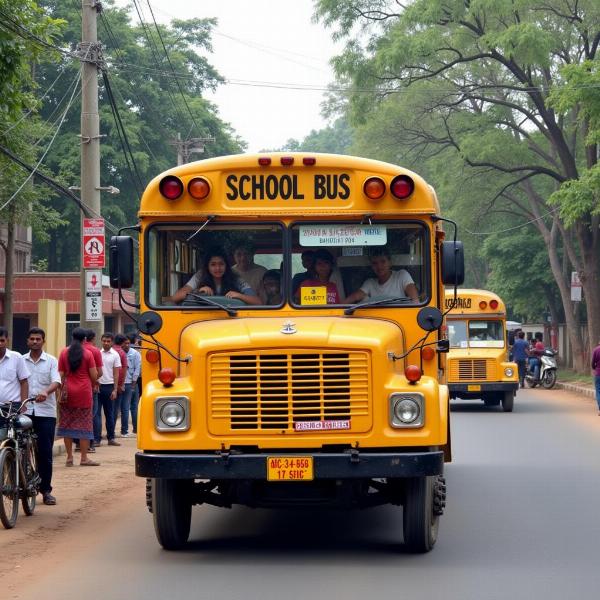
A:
[116,0,341,152]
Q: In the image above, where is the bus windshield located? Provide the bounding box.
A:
[448,319,505,348]
[147,221,428,308]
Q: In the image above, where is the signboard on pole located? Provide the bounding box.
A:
[570,271,582,302]
[83,218,105,268]
[85,269,102,321]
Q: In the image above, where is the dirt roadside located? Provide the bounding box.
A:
[0,437,144,585]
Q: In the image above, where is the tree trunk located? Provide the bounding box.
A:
[541,220,586,372]
[1,205,16,340]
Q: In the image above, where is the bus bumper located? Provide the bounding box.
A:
[135,450,444,480]
[449,382,518,398]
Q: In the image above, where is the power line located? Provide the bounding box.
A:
[0,68,82,213]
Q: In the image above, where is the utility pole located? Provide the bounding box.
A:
[79,0,103,341]
[169,133,215,165]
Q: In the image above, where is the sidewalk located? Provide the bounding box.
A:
[555,380,596,399]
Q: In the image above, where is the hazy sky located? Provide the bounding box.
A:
[115,0,340,152]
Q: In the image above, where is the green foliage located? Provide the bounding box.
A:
[273,118,352,154]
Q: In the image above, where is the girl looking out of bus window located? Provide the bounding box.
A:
[197,248,261,305]
[297,249,341,304]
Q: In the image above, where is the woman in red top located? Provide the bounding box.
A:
[58,327,99,466]
[298,249,341,304]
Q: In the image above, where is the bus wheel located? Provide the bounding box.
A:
[402,476,439,553]
[152,478,192,550]
[502,391,514,412]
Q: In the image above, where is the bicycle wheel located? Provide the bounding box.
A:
[21,437,38,516]
[0,447,19,529]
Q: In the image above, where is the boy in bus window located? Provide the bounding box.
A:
[296,249,341,304]
[345,247,419,303]
[261,270,282,305]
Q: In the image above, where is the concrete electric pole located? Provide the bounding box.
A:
[169,132,215,165]
[78,0,103,341]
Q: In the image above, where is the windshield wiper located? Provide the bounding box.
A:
[344,296,415,315]
[185,292,238,317]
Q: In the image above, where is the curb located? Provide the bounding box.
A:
[555,381,596,399]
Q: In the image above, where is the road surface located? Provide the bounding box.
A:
[8,387,600,600]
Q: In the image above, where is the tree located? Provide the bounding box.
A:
[0,0,64,338]
[33,0,244,271]
[315,0,600,371]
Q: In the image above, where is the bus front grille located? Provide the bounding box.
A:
[208,350,370,434]
[449,359,497,381]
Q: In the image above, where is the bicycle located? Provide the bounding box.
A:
[0,398,41,529]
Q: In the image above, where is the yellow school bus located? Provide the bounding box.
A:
[444,289,518,411]
[110,152,465,552]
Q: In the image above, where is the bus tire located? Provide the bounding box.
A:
[152,478,192,550]
[402,476,439,553]
[502,391,514,412]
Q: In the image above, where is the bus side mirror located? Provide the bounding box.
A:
[109,236,134,289]
[441,241,465,286]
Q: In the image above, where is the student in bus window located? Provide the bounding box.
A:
[261,269,282,305]
[291,250,316,293]
[297,249,341,304]
[232,242,267,297]
[197,248,261,305]
[345,247,419,303]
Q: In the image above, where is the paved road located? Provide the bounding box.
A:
[16,388,600,600]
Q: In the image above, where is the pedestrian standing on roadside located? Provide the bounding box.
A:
[511,331,529,389]
[57,328,99,466]
[95,333,121,447]
[0,326,29,408]
[124,333,141,436]
[592,339,600,416]
[23,327,61,505]
[74,329,103,453]
[112,334,128,436]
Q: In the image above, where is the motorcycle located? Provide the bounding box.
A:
[526,349,558,389]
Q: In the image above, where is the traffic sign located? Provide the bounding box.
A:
[83,218,105,268]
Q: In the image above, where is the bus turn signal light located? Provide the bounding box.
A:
[158,368,176,387]
[364,177,386,200]
[159,176,184,200]
[146,349,160,364]
[188,177,211,200]
[391,175,414,199]
[405,364,422,383]
[479,301,488,310]
[422,346,435,361]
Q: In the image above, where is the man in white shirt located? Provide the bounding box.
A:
[345,248,419,303]
[23,327,61,506]
[94,333,121,446]
[0,326,29,406]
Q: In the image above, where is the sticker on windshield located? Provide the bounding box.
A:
[299,225,387,246]
[301,286,327,305]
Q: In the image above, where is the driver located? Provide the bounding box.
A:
[344,247,419,304]
[167,248,260,306]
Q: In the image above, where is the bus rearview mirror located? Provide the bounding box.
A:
[441,241,465,286]
[109,236,134,289]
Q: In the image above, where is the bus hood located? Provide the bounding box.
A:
[179,316,404,356]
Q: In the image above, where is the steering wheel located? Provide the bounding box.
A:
[181,292,246,307]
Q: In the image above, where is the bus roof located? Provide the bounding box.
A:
[444,288,507,316]
[139,152,440,218]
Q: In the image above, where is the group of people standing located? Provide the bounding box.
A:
[0,325,140,507]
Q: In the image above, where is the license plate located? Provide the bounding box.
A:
[468,384,481,391]
[267,456,314,481]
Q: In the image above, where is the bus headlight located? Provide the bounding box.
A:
[390,393,424,428]
[155,397,189,432]
[504,367,514,377]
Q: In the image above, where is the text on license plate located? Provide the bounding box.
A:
[267,456,314,481]
[468,384,481,391]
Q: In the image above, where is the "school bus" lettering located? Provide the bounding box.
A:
[225,173,350,201]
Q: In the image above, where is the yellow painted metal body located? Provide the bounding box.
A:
[135,153,449,455]
[444,289,518,388]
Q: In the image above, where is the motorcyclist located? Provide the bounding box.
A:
[529,335,546,382]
